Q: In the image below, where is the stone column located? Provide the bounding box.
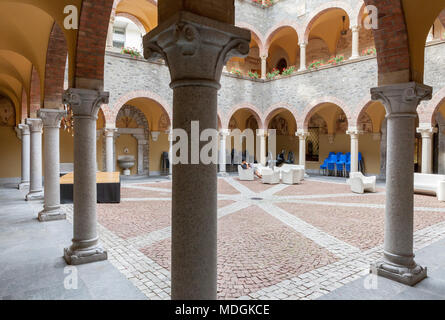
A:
[351,25,360,59]
[106,15,115,49]
[298,42,307,72]
[167,129,173,175]
[25,118,44,201]
[62,88,109,265]
[37,109,67,221]
[370,82,432,286]
[256,129,267,166]
[144,11,250,299]
[104,128,117,172]
[133,134,148,175]
[260,55,267,79]
[417,125,437,174]
[347,128,362,173]
[17,124,30,190]
[219,129,230,173]
[296,129,308,168]
[379,118,387,180]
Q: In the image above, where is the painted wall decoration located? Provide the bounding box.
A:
[245,115,259,131]
[309,113,328,134]
[0,96,15,127]
[228,117,238,130]
[358,111,373,133]
[335,109,348,133]
[158,113,170,131]
[269,115,289,136]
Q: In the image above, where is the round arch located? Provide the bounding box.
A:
[115,12,148,34]
[264,21,303,53]
[236,21,266,57]
[224,103,263,130]
[299,97,353,130]
[262,103,297,129]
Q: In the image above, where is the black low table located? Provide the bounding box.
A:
[60,172,121,204]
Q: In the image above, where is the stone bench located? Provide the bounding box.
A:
[414,173,445,201]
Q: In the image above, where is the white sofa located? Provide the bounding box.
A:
[281,168,303,185]
[261,168,281,184]
[414,173,445,201]
[238,165,254,181]
[279,164,305,180]
[347,172,376,194]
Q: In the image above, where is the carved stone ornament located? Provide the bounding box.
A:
[37,109,67,128]
[62,88,109,119]
[143,11,251,89]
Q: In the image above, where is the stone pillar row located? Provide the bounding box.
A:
[144,11,250,299]
[37,109,67,222]
[371,82,432,286]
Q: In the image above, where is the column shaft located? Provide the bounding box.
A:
[219,131,228,173]
[25,119,43,200]
[261,56,267,79]
[18,124,30,190]
[299,43,307,71]
[104,129,116,172]
[351,26,360,59]
[417,127,437,174]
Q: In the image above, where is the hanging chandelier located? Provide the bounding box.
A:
[61,103,74,136]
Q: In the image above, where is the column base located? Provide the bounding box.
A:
[371,259,427,286]
[25,190,44,201]
[38,207,66,222]
[350,55,360,60]
[298,68,307,72]
[218,172,228,177]
[64,244,108,265]
[18,182,29,190]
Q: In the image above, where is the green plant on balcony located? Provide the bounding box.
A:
[309,59,324,70]
[248,71,259,79]
[252,0,276,8]
[362,47,377,56]
[266,68,280,79]
[281,65,295,76]
[326,55,345,66]
[121,47,141,58]
[230,68,242,76]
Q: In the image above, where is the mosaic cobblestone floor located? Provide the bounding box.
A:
[62,176,445,300]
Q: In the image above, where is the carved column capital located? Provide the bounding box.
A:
[256,129,267,137]
[299,42,307,48]
[351,25,360,33]
[417,126,438,138]
[346,128,363,138]
[371,82,432,118]
[296,129,309,139]
[143,11,251,89]
[219,129,231,137]
[25,118,43,133]
[103,128,118,138]
[18,123,30,135]
[62,88,109,120]
[37,109,67,128]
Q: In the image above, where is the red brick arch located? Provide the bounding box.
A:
[299,97,353,130]
[44,22,67,109]
[262,103,298,129]
[29,66,40,117]
[74,0,114,89]
[224,103,263,130]
[302,1,354,43]
[418,86,445,125]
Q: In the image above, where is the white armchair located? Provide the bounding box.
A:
[262,168,281,184]
[348,172,376,194]
[238,165,254,181]
[281,169,303,185]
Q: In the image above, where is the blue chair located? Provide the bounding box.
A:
[319,158,328,175]
[327,154,337,176]
[336,154,347,177]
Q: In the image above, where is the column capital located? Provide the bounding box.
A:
[346,128,363,137]
[103,127,118,138]
[351,25,360,33]
[219,129,231,137]
[260,54,268,60]
[37,109,67,128]
[296,129,309,138]
[370,82,432,118]
[299,42,307,48]
[417,125,438,138]
[62,88,109,120]
[256,129,267,137]
[372,132,382,141]
[18,123,30,135]
[25,118,43,133]
[143,11,251,89]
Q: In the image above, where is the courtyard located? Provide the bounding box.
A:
[3,175,445,300]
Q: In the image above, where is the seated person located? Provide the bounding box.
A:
[241,160,262,179]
